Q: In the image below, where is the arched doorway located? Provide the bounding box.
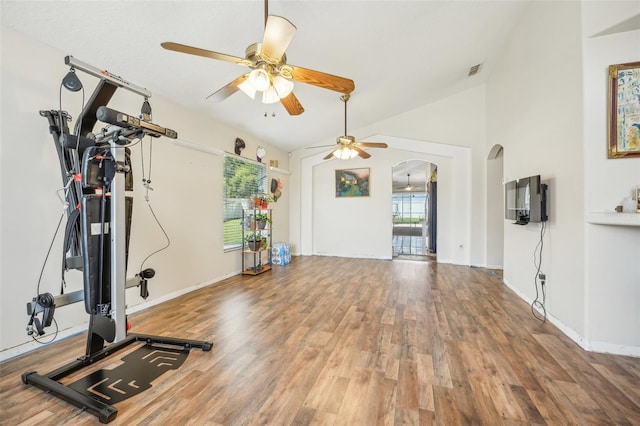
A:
[391,160,436,261]
[487,144,504,269]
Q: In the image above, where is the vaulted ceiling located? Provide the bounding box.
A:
[2,0,531,158]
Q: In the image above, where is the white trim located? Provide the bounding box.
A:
[502,278,639,358]
[0,271,239,362]
[269,166,291,175]
[587,340,640,358]
[172,138,225,156]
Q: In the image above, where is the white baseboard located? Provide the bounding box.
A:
[501,278,639,358]
[0,324,88,363]
[125,270,239,315]
[586,340,640,358]
[0,271,239,362]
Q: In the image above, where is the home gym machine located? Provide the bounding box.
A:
[22,56,212,424]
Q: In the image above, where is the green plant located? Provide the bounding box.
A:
[254,212,272,225]
[245,233,266,251]
[261,194,275,203]
[245,233,265,242]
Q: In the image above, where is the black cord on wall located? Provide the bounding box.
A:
[531,220,547,322]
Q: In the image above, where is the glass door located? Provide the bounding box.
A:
[392,192,427,256]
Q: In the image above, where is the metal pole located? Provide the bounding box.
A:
[110,140,127,342]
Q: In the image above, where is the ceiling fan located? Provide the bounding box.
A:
[160,0,354,116]
[313,94,388,160]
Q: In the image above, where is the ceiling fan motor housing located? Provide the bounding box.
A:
[337,135,356,146]
[245,42,292,79]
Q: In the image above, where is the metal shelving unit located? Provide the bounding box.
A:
[241,208,272,275]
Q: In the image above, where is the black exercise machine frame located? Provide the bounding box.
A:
[22,56,212,424]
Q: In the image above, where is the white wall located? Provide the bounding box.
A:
[309,146,458,261]
[486,146,504,269]
[487,0,640,356]
[0,28,290,358]
[290,85,485,267]
[487,1,586,337]
[581,1,640,355]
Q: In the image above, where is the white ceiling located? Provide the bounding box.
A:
[2,1,530,189]
[2,1,530,147]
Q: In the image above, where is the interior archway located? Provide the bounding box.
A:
[486,144,504,269]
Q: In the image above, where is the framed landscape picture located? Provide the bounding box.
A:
[608,61,640,158]
[335,168,370,197]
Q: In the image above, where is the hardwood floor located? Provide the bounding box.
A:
[1,256,639,425]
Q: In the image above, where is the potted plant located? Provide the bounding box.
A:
[245,234,265,251]
[252,194,263,208]
[254,212,272,229]
[259,193,275,209]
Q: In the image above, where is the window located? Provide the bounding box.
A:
[223,155,267,250]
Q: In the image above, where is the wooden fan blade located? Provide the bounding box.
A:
[280,91,304,115]
[262,15,297,61]
[357,142,388,148]
[161,42,248,66]
[353,145,371,159]
[206,74,248,103]
[289,65,355,94]
[306,144,335,149]
[323,151,336,160]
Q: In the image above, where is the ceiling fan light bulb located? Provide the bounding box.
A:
[273,75,294,98]
[333,146,358,160]
[262,85,280,104]
[249,68,271,91]
[333,147,348,160]
[238,78,256,100]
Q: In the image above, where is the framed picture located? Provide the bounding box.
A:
[335,168,370,197]
[608,61,640,158]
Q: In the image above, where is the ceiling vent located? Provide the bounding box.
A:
[468,63,482,76]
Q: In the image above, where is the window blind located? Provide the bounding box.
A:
[223,155,267,250]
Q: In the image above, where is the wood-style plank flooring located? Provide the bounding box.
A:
[1,256,639,425]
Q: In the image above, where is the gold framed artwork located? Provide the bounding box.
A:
[608,61,640,158]
[335,168,370,197]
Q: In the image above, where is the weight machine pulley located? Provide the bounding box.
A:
[22,56,212,424]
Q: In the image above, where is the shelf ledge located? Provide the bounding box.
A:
[586,212,640,226]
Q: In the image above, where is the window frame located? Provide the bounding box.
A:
[223,154,268,251]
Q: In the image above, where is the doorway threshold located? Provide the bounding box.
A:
[394,253,436,262]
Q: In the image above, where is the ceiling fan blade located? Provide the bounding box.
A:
[353,145,371,159]
[262,15,297,61]
[323,151,336,160]
[206,74,248,103]
[357,142,388,148]
[289,65,355,94]
[306,144,335,149]
[161,42,249,66]
[280,91,304,115]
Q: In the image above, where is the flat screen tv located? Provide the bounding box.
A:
[505,175,548,225]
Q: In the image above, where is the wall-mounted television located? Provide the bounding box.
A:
[505,175,548,225]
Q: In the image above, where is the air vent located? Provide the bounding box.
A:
[468,63,482,76]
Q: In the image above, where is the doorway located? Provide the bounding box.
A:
[486,144,504,269]
[392,160,436,261]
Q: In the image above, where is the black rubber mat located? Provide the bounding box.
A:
[67,344,189,404]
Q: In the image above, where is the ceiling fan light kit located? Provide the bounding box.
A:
[272,75,294,98]
[161,0,354,116]
[319,94,388,160]
[248,67,271,91]
[333,146,359,160]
